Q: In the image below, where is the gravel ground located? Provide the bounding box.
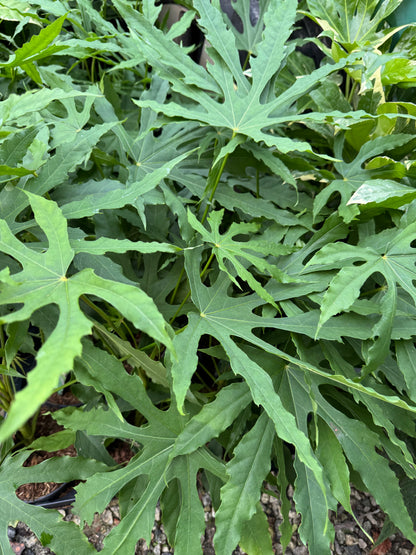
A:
[8,485,416,554]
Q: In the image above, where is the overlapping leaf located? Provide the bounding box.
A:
[115,0,364,160]
[221,0,270,55]
[304,222,416,373]
[187,208,296,306]
[214,411,275,554]
[54,341,229,554]
[277,365,416,545]
[0,450,105,554]
[0,192,173,441]
[313,133,414,222]
[305,0,402,50]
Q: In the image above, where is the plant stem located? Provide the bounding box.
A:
[170,133,236,322]
[200,131,236,225]
[169,267,185,305]
[81,295,116,330]
[242,50,251,72]
[345,73,351,100]
[347,80,357,104]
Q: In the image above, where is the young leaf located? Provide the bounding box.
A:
[0,15,68,83]
[187,208,296,306]
[305,0,402,50]
[347,180,416,209]
[313,134,414,222]
[2,121,118,230]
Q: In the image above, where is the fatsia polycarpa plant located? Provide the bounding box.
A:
[1,0,416,553]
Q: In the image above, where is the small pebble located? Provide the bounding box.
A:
[22,549,35,555]
[335,529,346,543]
[23,535,37,549]
[7,527,16,541]
[9,542,25,555]
[345,534,356,546]
[363,520,372,532]
[101,509,113,526]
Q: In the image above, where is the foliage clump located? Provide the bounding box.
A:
[1,1,416,553]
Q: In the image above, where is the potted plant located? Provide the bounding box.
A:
[1,1,416,553]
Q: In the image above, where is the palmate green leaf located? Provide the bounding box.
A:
[187,209,296,306]
[54,342,227,555]
[313,133,414,222]
[47,93,97,147]
[0,126,40,180]
[171,381,252,458]
[171,248,328,502]
[94,75,201,174]
[305,222,416,373]
[122,0,364,158]
[0,450,106,554]
[305,0,402,50]
[278,366,416,546]
[0,192,173,442]
[2,121,117,232]
[0,88,99,125]
[112,0,220,94]
[382,56,416,86]
[214,411,275,554]
[56,149,190,222]
[173,247,416,424]
[172,169,301,226]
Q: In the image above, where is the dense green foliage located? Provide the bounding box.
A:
[1,0,416,553]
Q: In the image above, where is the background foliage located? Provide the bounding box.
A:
[1,0,416,553]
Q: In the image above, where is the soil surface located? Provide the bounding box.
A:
[15,393,80,503]
[9,485,416,554]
